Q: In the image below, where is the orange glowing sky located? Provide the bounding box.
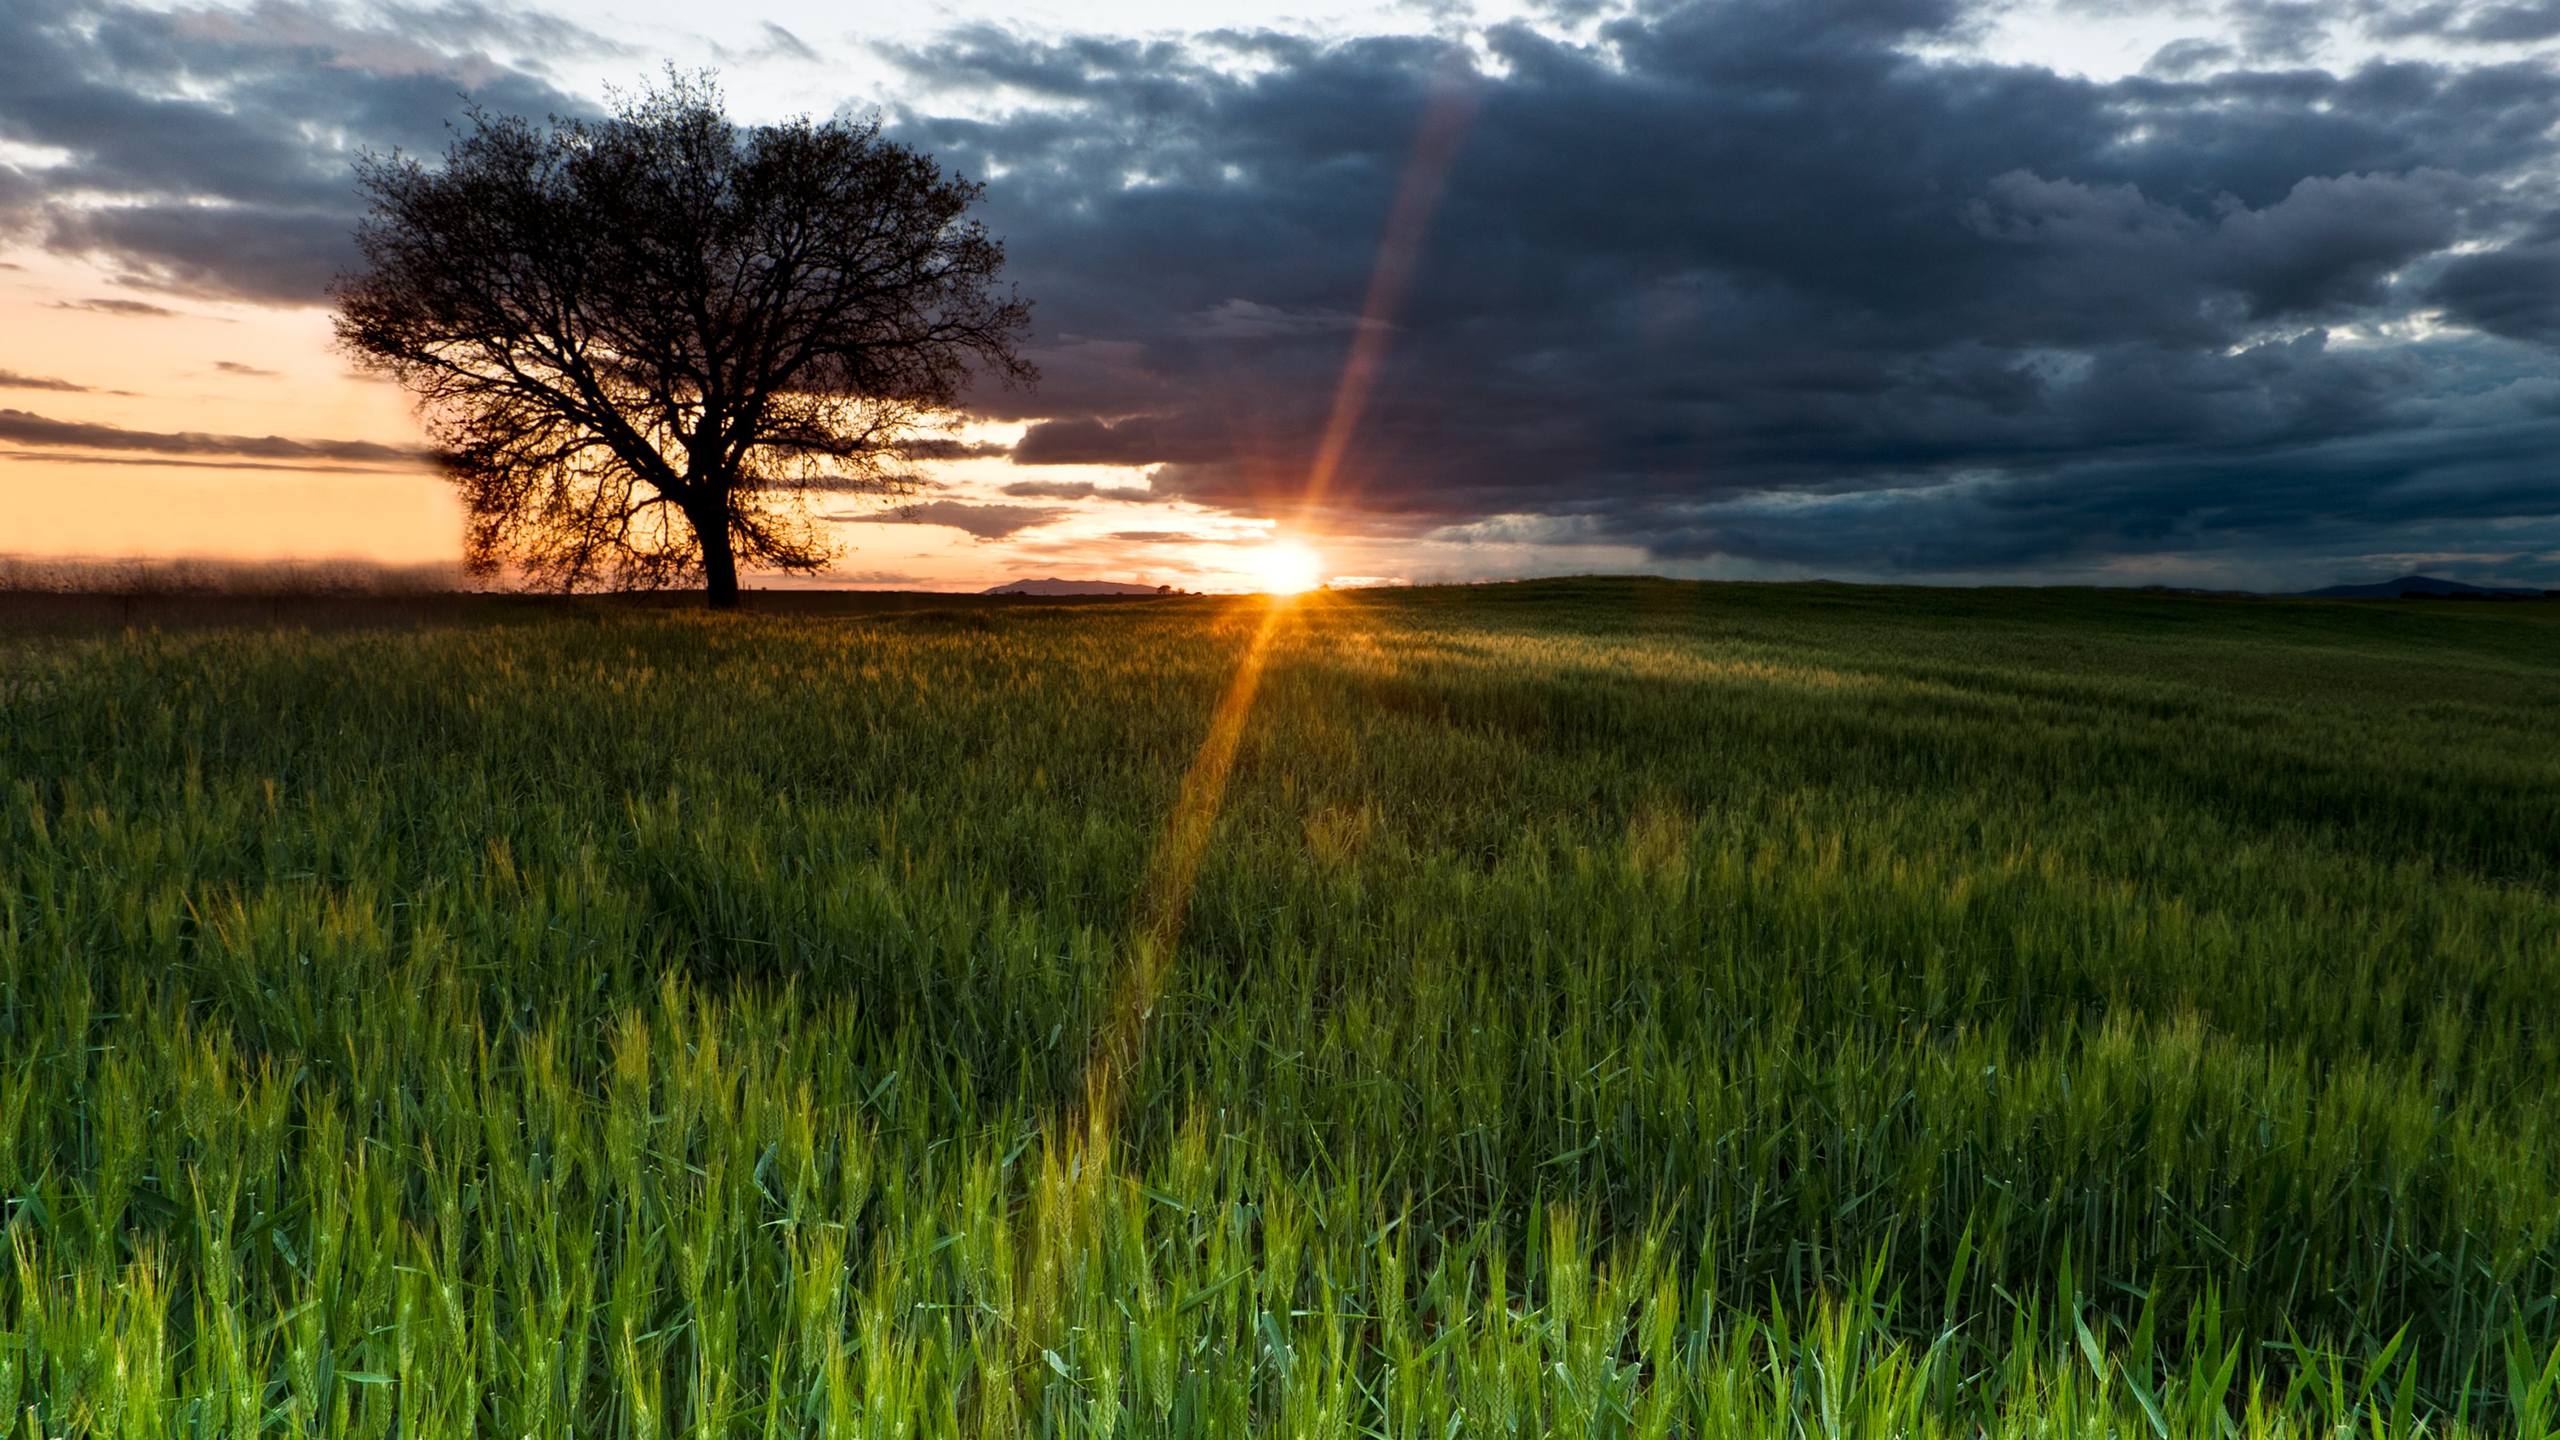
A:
[1,253,456,563]
[0,249,1444,593]
[7,244,1628,595]
[6,266,1223,593]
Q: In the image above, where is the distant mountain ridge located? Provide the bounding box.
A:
[982,577,1168,597]
[2296,574,2550,599]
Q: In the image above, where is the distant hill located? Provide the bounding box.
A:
[982,577,1168,597]
[2296,574,2548,599]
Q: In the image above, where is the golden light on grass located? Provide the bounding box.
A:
[1068,78,1474,1160]
[1078,595,1302,1148]
[1243,538,1325,594]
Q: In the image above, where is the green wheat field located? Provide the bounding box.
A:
[4,578,2558,1437]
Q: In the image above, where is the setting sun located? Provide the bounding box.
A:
[1244,539,1326,594]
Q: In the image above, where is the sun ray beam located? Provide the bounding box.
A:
[1076,594,1298,1148]
[1070,70,1476,1157]
[1292,76,1478,527]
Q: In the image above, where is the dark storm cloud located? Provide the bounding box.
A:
[47,204,372,306]
[2432,213,2560,343]
[1627,377,2560,566]
[2369,0,2560,44]
[1010,416,1240,467]
[2467,3,2560,43]
[0,0,596,303]
[0,407,429,462]
[868,0,2560,579]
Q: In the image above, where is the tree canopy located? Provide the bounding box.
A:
[334,75,1032,606]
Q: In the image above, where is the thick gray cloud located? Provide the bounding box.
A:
[870,0,2560,581]
[2371,0,2560,44]
[0,0,598,302]
[2433,212,2560,343]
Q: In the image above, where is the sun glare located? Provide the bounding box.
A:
[1245,539,1325,594]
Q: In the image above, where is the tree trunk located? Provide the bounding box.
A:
[696,506,741,610]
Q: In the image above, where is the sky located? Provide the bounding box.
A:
[3,0,2558,593]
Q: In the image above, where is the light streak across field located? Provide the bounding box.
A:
[1077,594,1295,1146]
[1074,81,1475,1150]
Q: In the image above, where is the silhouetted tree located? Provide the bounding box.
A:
[335,74,1031,607]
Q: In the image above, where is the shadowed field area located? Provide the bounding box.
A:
[3,578,2557,1436]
